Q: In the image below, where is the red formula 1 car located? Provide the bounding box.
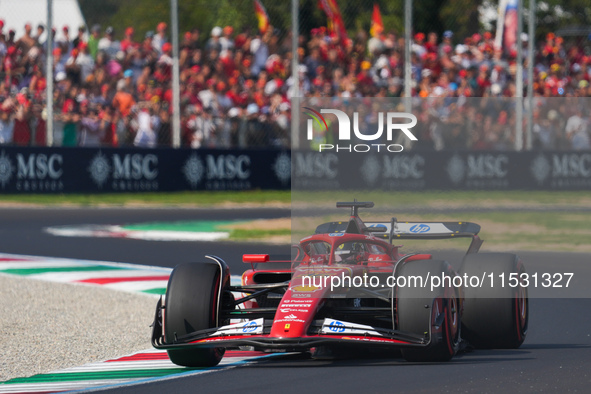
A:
[152,201,528,366]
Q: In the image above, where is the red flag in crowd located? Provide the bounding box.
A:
[254,0,270,34]
[495,0,518,54]
[318,0,348,43]
[370,3,383,37]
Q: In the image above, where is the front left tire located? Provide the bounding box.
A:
[164,261,229,367]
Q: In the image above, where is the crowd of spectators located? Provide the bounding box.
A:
[0,18,589,150]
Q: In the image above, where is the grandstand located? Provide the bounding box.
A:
[0,0,588,151]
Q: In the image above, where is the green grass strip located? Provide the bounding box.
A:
[229,228,292,240]
[0,190,588,208]
[123,220,240,232]
[291,190,591,206]
[0,190,291,206]
[141,288,167,295]
[0,265,126,276]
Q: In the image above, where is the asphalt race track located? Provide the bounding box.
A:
[0,207,291,269]
[2,207,591,393]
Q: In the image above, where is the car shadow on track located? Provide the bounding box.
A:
[519,343,591,350]
[239,350,535,368]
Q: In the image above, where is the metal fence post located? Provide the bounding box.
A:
[46,0,54,146]
[291,0,300,149]
[515,0,524,151]
[404,0,412,112]
[171,0,181,148]
[526,0,535,150]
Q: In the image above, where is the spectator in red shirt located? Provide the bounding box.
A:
[120,27,137,53]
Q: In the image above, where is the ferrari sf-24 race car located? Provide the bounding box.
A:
[152,201,528,366]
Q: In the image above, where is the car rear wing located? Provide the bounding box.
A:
[316,220,480,238]
[369,221,480,240]
[315,220,483,253]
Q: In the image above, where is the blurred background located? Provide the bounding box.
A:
[0,0,589,151]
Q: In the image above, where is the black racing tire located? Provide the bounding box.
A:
[459,253,528,349]
[164,261,228,367]
[395,259,460,362]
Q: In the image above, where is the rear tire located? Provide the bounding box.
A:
[164,261,229,367]
[395,259,460,362]
[459,253,528,349]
